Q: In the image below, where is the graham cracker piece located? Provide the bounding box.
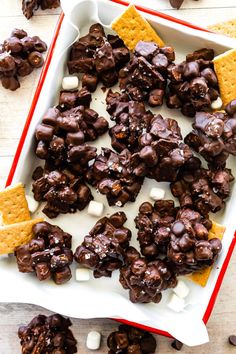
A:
[213,48,236,106]
[187,222,226,287]
[0,218,43,255]
[208,19,236,39]
[111,4,164,51]
[0,183,31,225]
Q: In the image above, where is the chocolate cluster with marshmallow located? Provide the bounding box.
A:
[74,212,131,278]
[107,324,157,354]
[68,23,130,90]
[35,103,108,170]
[135,200,179,258]
[18,314,77,353]
[119,246,177,303]
[32,167,93,218]
[167,48,220,117]
[106,90,154,153]
[167,208,221,275]
[22,0,60,19]
[85,148,146,206]
[0,29,47,90]
[185,99,236,167]
[15,221,73,284]
[170,157,234,215]
[119,41,175,107]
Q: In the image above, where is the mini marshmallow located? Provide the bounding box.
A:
[88,200,104,217]
[173,280,190,298]
[25,195,39,213]
[62,76,79,91]
[149,187,165,201]
[167,293,185,312]
[211,97,223,110]
[75,268,90,282]
[86,331,101,350]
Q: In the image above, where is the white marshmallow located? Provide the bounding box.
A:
[86,331,101,350]
[75,268,90,282]
[173,280,189,298]
[149,187,165,201]
[211,97,223,110]
[167,293,185,312]
[88,200,104,217]
[62,76,79,91]
[25,195,39,213]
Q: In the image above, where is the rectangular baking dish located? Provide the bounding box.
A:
[2,0,236,346]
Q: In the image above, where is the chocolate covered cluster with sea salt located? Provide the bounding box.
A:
[170,157,234,215]
[18,314,77,353]
[74,212,131,278]
[138,114,193,182]
[167,48,220,117]
[106,90,154,153]
[107,324,157,354]
[68,23,130,90]
[32,167,93,218]
[35,102,108,170]
[119,41,175,107]
[185,99,236,167]
[119,246,177,303]
[0,29,47,90]
[85,148,146,206]
[15,221,73,284]
[135,200,179,258]
[167,208,222,275]
[22,0,60,19]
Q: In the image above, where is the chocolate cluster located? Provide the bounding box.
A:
[169,0,198,9]
[106,90,154,153]
[135,200,179,258]
[15,221,73,284]
[107,90,193,182]
[167,48,220,117]
[85,148,146,206]
[107,324,157,354]
[138,114,193,182]
[35,101,108,169]
[185,99,236,167]
[68,23,130,90]
[119,41,175,107]
[18,314,77,353]
[171,157,234,215]
[119,246,177,303]
[22,0,60,19]
[74,212,131,278]
[167,207,221,274]
[32,167,93,218]
[0,29,47,90]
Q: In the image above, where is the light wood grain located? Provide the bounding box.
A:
[1,0,236,353]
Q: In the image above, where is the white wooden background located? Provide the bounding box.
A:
[0,0,236,353]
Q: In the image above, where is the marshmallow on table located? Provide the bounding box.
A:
[86,331,101,350]
[211,97,223,110]
[25,195,39,213]
[173,280,190,298]
[149,187,165,201]
[75,268,90,282]
[88,200,104,217]
[62,76,79,91]
[167,293,185,312]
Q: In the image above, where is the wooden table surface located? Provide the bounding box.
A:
[1,0,236,353]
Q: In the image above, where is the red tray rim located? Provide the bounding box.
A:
[5,0,236,339]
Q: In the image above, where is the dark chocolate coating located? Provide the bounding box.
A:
[15,221,73,284]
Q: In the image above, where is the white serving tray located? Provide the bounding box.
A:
[1,0,236,346]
